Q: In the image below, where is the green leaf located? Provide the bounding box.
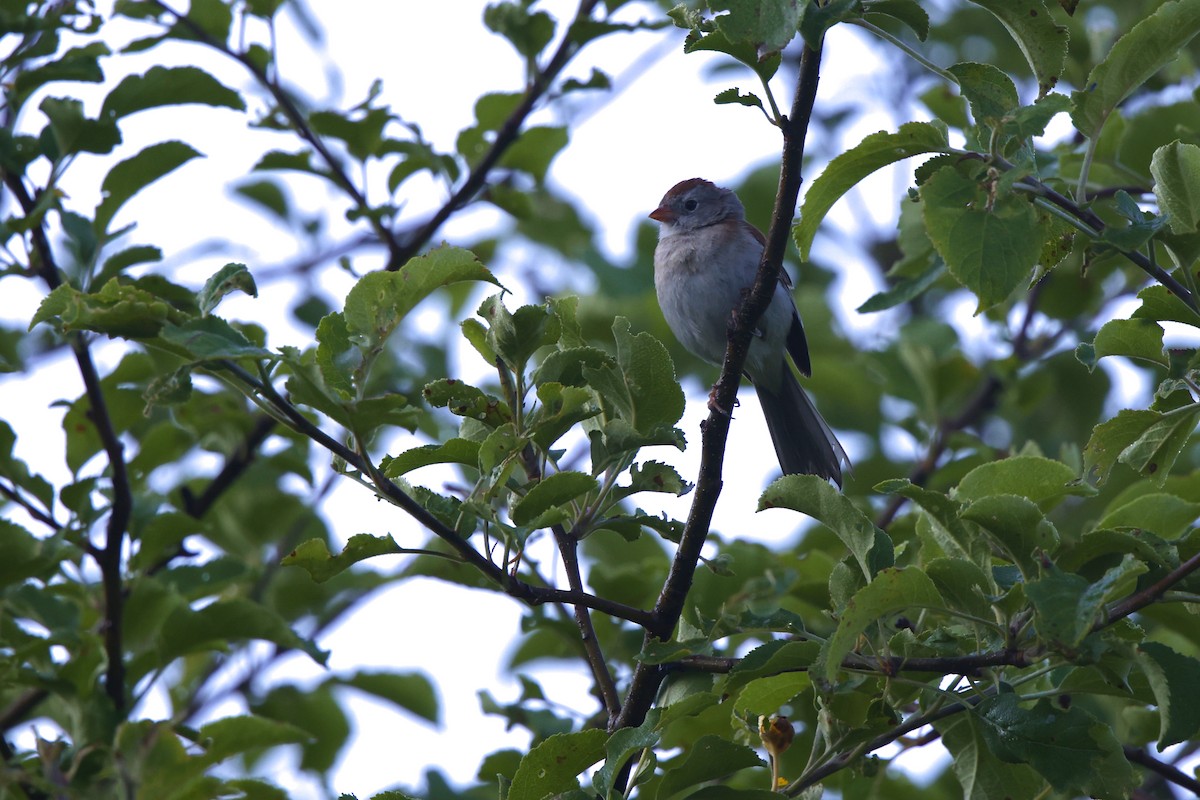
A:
[500,125,567,183]
[198,262,257,316]
[939,714,1045,800]
[31,279,184,338]
[821,567,944,679]
[711,0,802,54]
[1070,0,1200,138]
[874,478,977,563]
[40,96,121,156]
[953,456,1085,510]
[948,62,1019,126]
[508,729,607,799]
[761,474,893,580]
[309,106,393,162]
[591,710,661,798]
[721,640,821,693]
[159,317,269,359]
[160,597,328,665]
[1097,492,1200,538]
[797,0,860,50]
[479,296,561,374]
[857,259,944,313]
[920,164,1045,311]
[511,471,598,527]
[1086,318,1167,369]
[282,534,404,583]
[1123,409,1200,483]
[344,245,501,353]
[1137,642,1200,747]
[1151,140,1200,234]
[334,670,439,724]
[100,65,245,119]
[198,715,310,764]
[656,735,764,800]
[1026,560,1146,649]
[583,318,685,433]
[795,122,950,259]
[732,673,811,718]
[976,693,1137,798]
[1132,284,1200,326]
[714,87,764,112]
[382,439,481,478]
[484,1,556,60]
[965,0,1068,95]
[11,43,109,113]
[422,379,510,428]
[961,494,1059,576]
[864,0,929,40]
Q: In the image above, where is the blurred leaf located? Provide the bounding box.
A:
[1070,0,1200,138]
[100,65,245,119]
[657,735,765,799]
[334,670,440,724]
[160,598,329,665]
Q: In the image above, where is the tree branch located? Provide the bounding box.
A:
[387,0,602,269]
[214,361,654,628]
[671,646,1039,677]
[1125,745,1200,795]
[614,40,826,733]
[1100,549,1200,628]
[148,0,404,263]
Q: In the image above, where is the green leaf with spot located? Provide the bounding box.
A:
[966,0,1068,95]
[509,729,607,799]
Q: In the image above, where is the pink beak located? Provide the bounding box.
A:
[649,206,675,223]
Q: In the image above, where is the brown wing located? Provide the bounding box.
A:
[746,221,810,376]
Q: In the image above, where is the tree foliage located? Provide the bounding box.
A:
[3,1,1200,798]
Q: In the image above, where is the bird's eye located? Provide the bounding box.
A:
[683,198,699,212]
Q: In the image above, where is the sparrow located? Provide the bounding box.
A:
[649,178,848,486]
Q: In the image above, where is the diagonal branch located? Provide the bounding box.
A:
[387,0,601,269]
[213,360,654,628]
[614,41,826,733]
[148,0,404,263]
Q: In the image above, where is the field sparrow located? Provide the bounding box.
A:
[649,178,848,486]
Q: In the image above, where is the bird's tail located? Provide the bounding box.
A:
[755,371,849,487]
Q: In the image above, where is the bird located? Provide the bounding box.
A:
[649,177,848,486]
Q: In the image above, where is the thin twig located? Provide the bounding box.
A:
[1101,550,1200,628]
[212,361,655,627]
[1124,746,1200,796]
[387,0,602,269]
[148,0,403,263]
[671,646,1039,677]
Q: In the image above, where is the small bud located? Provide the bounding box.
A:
[758,715,795,757]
